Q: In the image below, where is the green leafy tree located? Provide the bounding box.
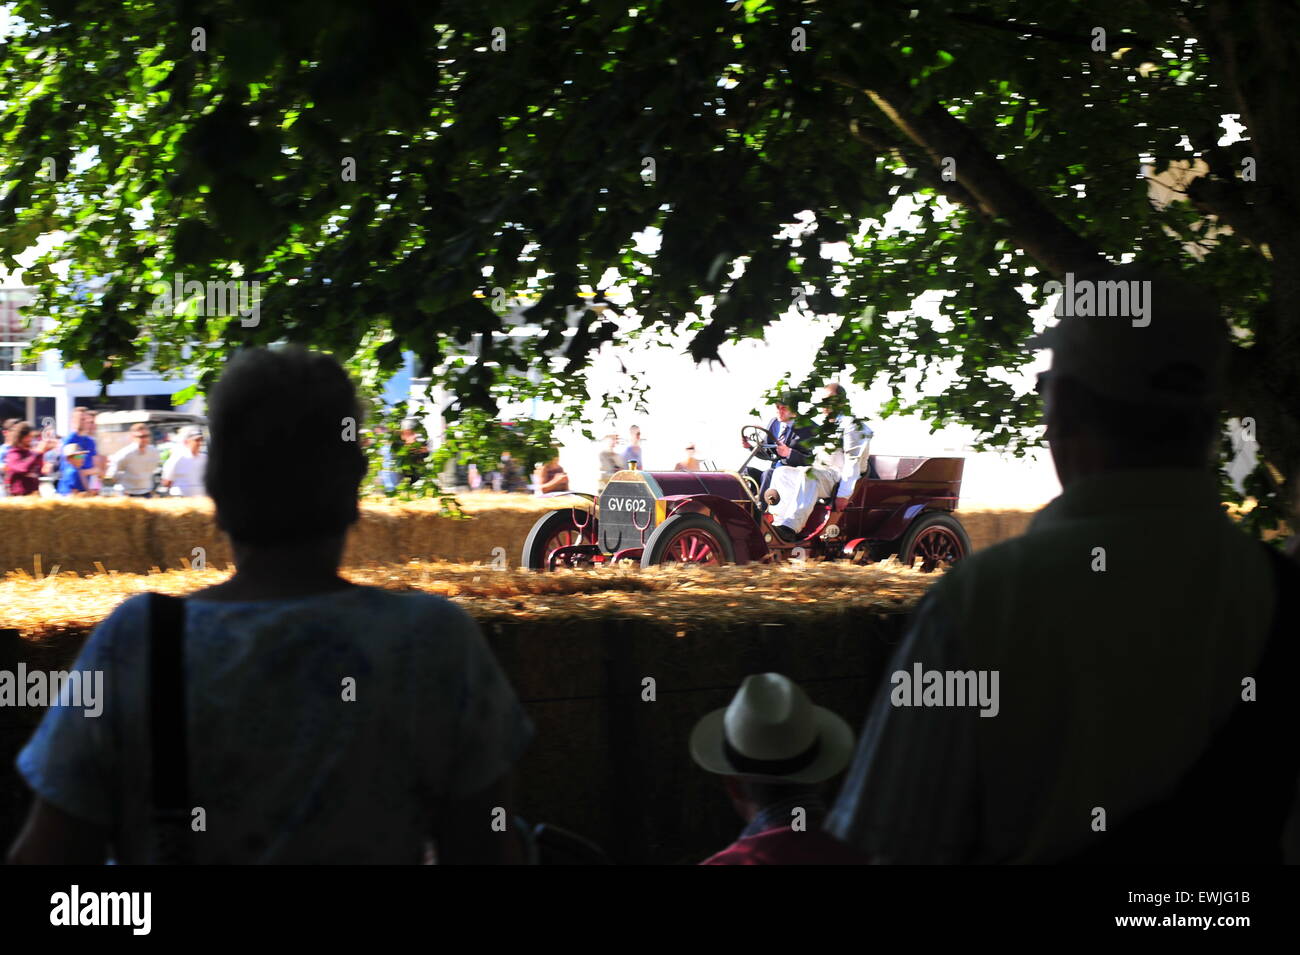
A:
[430,408,559,487]
[1,1,1295,532]
[366,401,461,509]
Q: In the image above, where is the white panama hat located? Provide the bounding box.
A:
[689,673,856,785]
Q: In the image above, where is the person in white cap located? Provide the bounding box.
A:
[691,672,864,865]
[826,265,1299,863]
[160,426,208,497]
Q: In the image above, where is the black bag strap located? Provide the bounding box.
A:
[1064,544,1300,863]
[148,592,192,864]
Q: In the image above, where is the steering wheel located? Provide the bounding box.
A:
[740,424,778,462]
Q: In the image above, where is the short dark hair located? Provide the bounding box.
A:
[10,421,34,444]
[1050,374,1219,469]
[207,347,367,545]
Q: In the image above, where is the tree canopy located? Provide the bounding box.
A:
[1,0,1295,529]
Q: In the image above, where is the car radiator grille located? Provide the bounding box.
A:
[598,481,658,553]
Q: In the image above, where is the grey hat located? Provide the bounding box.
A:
[1028,265,1228,409]
[178,426,204,441]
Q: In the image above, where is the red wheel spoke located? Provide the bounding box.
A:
[543,522,585,568]
[665,528,721,565]
[911,526,960,570]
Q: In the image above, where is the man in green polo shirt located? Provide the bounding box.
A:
[827,265,1296,864]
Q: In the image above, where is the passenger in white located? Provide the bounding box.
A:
[160,426,207,497]
[766,383,872,541]
[106,424,162,498]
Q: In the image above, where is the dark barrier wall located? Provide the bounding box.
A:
[1,609,909,864]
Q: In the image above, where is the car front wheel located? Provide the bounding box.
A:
[640,513,736,568]
[521,509,593,571]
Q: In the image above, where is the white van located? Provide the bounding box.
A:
[94,411,208,459]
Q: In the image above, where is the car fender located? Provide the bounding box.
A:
[874,502,933,544]
[661,494,768,564]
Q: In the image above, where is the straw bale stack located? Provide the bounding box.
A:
[958,503,1289,551]
[0,497,160,577]
[958,507,1038,552]
[1,493,1281,581]
[342,504,404,565]
[0,558,925,861]
[143,497,232,571]
[0,493,591,576]
[1,494,1291,859]
[2,558,935,643]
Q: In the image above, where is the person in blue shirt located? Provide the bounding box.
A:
[378,425,401,493]
[56,445,90,496]
[621,425,644,469]
[62,409,99,491]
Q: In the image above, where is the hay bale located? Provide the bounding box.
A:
[394,495,592,569]
[0,559,937,642]
[0,494,592,575]
[959,507,1036,552]
[139,498,231,572]
[342,505,404,565]
[0,497,156,577]
[7,492,1274,578]
[0,563,918,862]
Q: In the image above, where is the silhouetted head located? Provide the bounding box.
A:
[1030,266,1226,482]
[206,346,367,546]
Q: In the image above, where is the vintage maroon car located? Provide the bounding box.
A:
[521,424,972,572]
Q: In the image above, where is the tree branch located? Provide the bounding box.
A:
[826,72,1108,277]
[846,117,989,217]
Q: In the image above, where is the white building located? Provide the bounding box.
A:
[0,287,205,434]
